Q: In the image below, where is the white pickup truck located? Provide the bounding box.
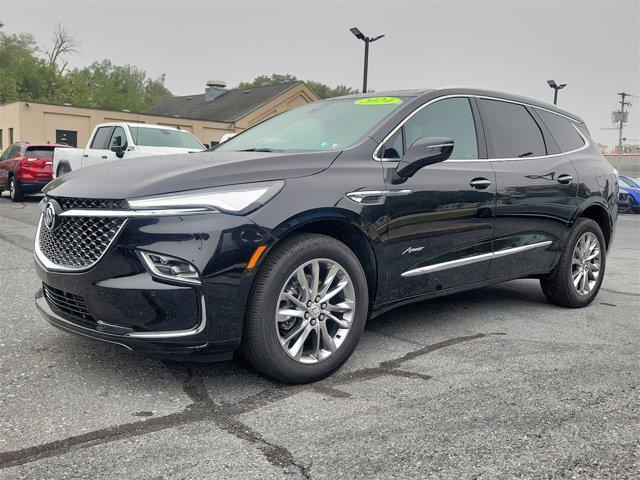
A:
[53,123,206,177]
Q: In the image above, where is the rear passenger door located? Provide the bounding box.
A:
[82,126,114,168]
[478,98,579,279]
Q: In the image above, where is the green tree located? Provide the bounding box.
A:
[61,60,171,111]
[0,26,171,111]
[237,73,358,99]
[0,32,62,104]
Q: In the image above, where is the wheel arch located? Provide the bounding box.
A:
[574,200,613,249]
[257,208,382,307]
[56,161,72,177]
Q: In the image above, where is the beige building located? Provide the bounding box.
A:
[0,81,319,150]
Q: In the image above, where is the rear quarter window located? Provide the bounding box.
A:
[536,109,585,153]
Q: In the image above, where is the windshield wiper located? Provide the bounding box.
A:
[518,152,534,158]
[239,148,285,153]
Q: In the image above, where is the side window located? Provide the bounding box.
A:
[479,99,546,158]
[403,98,478,160]
[109,126,128,149]
[90,127,114,150]
[0,146,12,161]
[535,109,585,153]
[2,146,17,160]
[380,130,403,159]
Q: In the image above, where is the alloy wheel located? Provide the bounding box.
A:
[571,232,601,296]
[275,258,356,364]
[10,178,16,200]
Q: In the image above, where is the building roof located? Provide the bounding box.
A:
[144,81,303,123]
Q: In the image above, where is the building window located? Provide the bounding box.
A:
[56,130,78,148]
[9,128,14,145]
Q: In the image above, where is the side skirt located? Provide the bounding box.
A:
[370,268,550,319]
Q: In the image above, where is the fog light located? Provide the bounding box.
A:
[138,251,201,285]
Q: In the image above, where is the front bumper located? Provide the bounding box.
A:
[34,209,273,360]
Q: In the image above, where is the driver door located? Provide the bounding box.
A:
[379,96,497,303]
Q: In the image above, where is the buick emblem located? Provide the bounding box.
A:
[43,200,61,231]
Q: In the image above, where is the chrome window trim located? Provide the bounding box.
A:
[34,214,128,273]
[374,94,589,163]
[401,240,553,277]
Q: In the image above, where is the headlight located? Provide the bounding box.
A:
[127,181,284,215]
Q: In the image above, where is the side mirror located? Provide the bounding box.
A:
[110,136,126,158]
[396,137,454,179]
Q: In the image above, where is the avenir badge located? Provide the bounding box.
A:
[354,97,403,105]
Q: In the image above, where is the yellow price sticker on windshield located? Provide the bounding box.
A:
[354,97,403,105]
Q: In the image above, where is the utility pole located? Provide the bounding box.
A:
[617,92,632,172]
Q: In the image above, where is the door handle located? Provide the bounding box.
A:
[101,155,108,159]
[470,178,492,190]
[82,154,89,158]
[557,174,573,184]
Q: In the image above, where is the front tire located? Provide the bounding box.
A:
[241,234,369,383]
[540,218,606,308]
[9,177,23,202]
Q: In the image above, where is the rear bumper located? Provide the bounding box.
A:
[16,179,50,193]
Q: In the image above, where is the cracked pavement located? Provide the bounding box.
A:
[0,195,638,479]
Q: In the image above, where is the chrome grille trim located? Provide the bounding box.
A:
[35,214,127,272]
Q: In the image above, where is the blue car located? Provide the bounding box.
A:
[619,176,640,213]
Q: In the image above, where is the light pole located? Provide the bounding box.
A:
[350,27,385,93]
[547,80,567,105]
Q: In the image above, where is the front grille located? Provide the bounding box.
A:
[619,192,630,201]
[56,197,129,211]
[43,283,94,321]
[38,215,126,269]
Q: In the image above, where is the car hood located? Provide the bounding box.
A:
[44,150,340,199]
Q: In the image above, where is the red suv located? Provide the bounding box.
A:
[0,142,68,201]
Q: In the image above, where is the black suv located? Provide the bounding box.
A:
[34,88,618,383]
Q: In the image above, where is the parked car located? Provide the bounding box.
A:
[618,189,632,212]
[53,123,206,177]
[34,88,617,383]
[0,142,69,201]
[618,176,640,213]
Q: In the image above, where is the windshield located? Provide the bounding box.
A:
[129,127,204,149]
[621,177,640,189]
[215,97,406,152]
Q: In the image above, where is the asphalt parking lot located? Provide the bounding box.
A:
[0,194,638,479]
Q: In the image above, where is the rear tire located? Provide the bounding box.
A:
[540,218,606,308]
[9,177,23,202]
[241,234,369,383]
[57,164,71,176]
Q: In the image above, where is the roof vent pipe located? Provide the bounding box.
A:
[205,80,227,101]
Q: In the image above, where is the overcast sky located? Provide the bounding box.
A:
[2,0,638,147]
